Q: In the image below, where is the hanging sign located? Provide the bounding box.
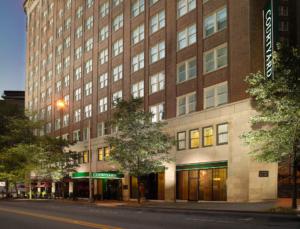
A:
[0,182,5,187]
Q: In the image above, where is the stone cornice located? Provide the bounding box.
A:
[23,0,38,15]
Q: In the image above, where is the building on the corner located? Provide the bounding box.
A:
[23,0,299,202]
[0,90,25,109]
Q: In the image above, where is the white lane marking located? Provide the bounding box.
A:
[186,218,232,223]
[238,218,253,221]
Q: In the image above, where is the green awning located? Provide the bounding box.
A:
[72,172,124,179]
[176,161,227,171]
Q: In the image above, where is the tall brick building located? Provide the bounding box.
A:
[23,0,299,202]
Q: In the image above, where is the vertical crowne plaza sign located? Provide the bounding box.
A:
[263,0,278,80]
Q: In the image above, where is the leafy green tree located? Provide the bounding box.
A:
[106,96,177,203]
[40,136,80,200]
[239,45,300,208]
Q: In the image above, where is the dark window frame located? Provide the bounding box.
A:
[83,150,89,163]
[177,131,186,151]
[202,125,213,147]
[104,146,109,161]
[217,123,228,145]
[98,148,103,161]
[189,128,199,149]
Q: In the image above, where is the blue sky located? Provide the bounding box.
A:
[0,0,27,98]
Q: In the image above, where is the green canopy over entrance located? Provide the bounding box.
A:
[72,172,124,180]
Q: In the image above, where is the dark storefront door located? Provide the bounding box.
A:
[189,171,198,200]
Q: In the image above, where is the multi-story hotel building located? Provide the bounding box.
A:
[23,0,299,203]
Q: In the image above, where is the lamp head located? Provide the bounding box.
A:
[57,101,65,108]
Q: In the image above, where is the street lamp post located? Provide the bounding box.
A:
[57,100,94,203]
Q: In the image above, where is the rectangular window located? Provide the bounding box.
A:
[41,91,46,102]
[132,53,144,72]
[65,0,71,11]
[55,118,61,130]
[42,10,47,21]
[76,5,83,19]
[99,49,108,65]
[85,15,94,31]
[86,0,94,9]
[98,148,103,161]
[33,97,38,107]
[99,24,109,42]
[74,88,81,101]
[150,11,165,34]
[57,8,63,20]
[28,101,33,110]
[150,0,158,5]
[55,81,61,92]
[73,130,81,141]
[279,21,289,31]
[56,62,62,74]
[41,58,46,69]
[178,24,196,50]
[64,75,70,88]
[132,24,144,45]
[112,38,123,57]
[47,105,52,116]
[29,86,33,95]
[278,6,288,16]
[204,8,227,37]
[85,37,93,52]
[177,93,196,116]
[47,87,52,98]
[83,151,88,163]
[177,0,196,18]
[203,126,213,147]
[85,104,92,118]
[48,53,53,63]
[189,129,199,149]
[150,41,165,63]
[65,17,71,30]
[49,18,53,29]
[41,75,45,86]
[49,2,54,13]
[42,26,47,37]
[132,0,145,18]
[84,59,93,74]
[99,72,108,89]
[204,45,227,73]
[150,71,165,94]
[75,46,82,60]
[63,114,69,127]
[99,1,109,19]
[99,97,108,113]
[217,123,228,145]
[84,82,92,96]
[47,70,53,81]
[42,43,47,53]
[34,81,38,91]
[104,147,109,160]
[97,122,107,137]
[132,81,144,98]
[57,26,62,38]
[56,44,62,56]
[74,67,82,81]
[75,25,83,40]
[62,134,69,140]
[279,37,289,46]
[112,65,123,82]
[112,13,123,32]
[74,109,81,122]
[64,94,69,105]
[204,82,228,109]
[150,103,165,122]
[177,58,196,83]
[64,56,70,68]
[49,36,53,46]
[40,126,45,136]
[113,0,123,8]
[64,36,71,49]
[46,122,51,133]
[112,91,122,107]
[177,131,186,150]
[40,109,45,119]
[34,65,39,75]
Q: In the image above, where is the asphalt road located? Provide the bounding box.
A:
[0,200,299,229]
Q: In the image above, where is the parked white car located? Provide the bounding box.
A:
[297,205,300,217]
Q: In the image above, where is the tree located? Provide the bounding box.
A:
[40,136,80,200]
[105,96,177,203]
[239,45,300,208]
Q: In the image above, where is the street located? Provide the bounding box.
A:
[0,200,299,229]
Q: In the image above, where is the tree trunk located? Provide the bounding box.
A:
[62,179,65,200]
[292,154,297,208]
[14,182,18,199]
[137,174,140,204]
[5,180,8,198]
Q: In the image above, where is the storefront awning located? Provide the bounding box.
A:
[72,172,124,180]
[176,161,227,171]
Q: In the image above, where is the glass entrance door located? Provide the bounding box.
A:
[199,169,212,200]
[188,171,198,200]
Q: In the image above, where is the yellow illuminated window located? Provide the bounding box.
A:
[203,127,213,146]
[104,147,109,160]
[190,129,199,148]
[83,151,88,163]
[98,148,103,161]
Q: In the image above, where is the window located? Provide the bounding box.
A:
[150,41,165,63]
[41,91,46,102]
[30,41,34,50]
[84,82,92,96]
[74,88,81,101]
[83,129,89,141]
[112,13,123,32]
[132,81,144,98]
[64,36,71,49]
[279,6,288,16]
[99,97,107,113]
[40,126,45,136]
[49,36,53,46]
[62,134,69,140]
[150,11,165,34]
[65,17,71,30]
[29,56,34,65]
[57,25,62,38]
[34,97,38,107]
[204,82,228,109]
[34,51,39,60]
[57,8,63,20]
[217,123,228,145]
[279,21,289,31]
[55,81,61,92]
[28,71,33,81]
[203,126,213,147]
[47,105,52,116]
[49,2,54,13]
[132,0,145,18]
[46,122,51,134]
[99,73,108,89]
[204,45,227,73]
[49,18,53,29]
[150,0,158,5]
[47,70,52,81]
[55,119,61,130]
[35,35,39,46]
[84,59,93,74]
[86,0,94,9]
[28,101,33,110]
[177,58,196,83]
[113,0,123,8]
[73,130,80,141]
[74,109,81,122]
[42,10,47,21]
[47,87,52,98]
[56,62,62,74]
[177,132,186,150]
[99,24,109,42]
[280,37,289,46]
[65,0,71,11]
[84,104,92,118]
[42,43,47,53]
[63,114,69,127]
[132,24,144,45]
[34,65,39,75]
[112,91,122,107]
[30,27,34,36]
[177,0,196,18]
[64,75,69,88]
[41,58,47,69]
[97,123,108,137]
[74,66,82,81]
[56,43,62,56]
[41,75,45,86]
[75,46,82,60]
[64,94,69,105]
[104,147,109,160]
[98,148,103,161]
[42,26,47,37]
[40,109,45,119]
[204,8,227,37]
[100,1,109,19]
[64,55,70,68]
[76,5,83,19]
[132,53,144,72]
[85,15,94,31]
[99,48,108,65]
[177,93,196,116]
[75,25,83,39]
[36,20,39,29]
[48,53,53,63]
[189,129,199,148]
[112,38,123,57]
[112,65,123,82]
[34,81,38,91]
[178,24,196,50]
[150,103,165,122]
[28,86,33,95]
